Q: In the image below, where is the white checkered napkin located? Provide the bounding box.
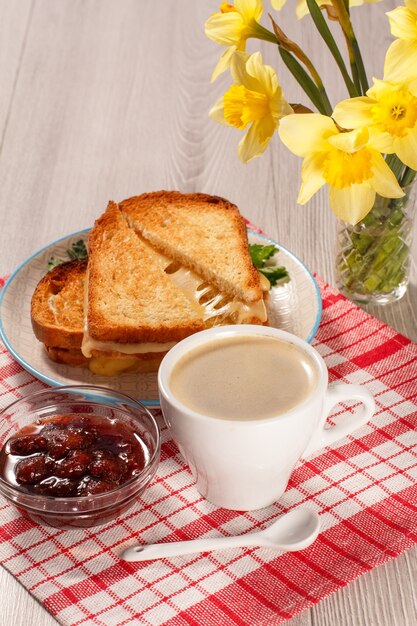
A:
[1,276,417,626]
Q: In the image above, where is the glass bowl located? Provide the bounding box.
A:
[0,385,160,528]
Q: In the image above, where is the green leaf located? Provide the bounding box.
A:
[261,265,290,287]
[47,256,64,270]
[350,37,369,94]
[67,239,88,260]
[249,243,290,287]
[249,243,277,268]
[305,0,358,97]
[47,239,88,270]
[278,47,330,114]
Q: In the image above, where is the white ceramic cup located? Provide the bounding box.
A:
[158,325,375,511]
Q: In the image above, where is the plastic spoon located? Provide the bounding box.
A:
[121,508,320,562]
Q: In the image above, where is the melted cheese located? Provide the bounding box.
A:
[140,238,268,325]
[88,355,166,376]
[259,272,271,292]
[168,265,267,324]
[82,337,176,358]
[89,356,138,376]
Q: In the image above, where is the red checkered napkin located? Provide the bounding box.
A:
[1,274,417,626]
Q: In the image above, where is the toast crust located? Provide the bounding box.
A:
[31,259,87,350]
[119,191,263,303]
[45,346,164,373]
[45,346,89,367]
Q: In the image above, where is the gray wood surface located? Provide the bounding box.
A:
[0,1,416,624]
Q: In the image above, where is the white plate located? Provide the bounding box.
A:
[0,229,321,406]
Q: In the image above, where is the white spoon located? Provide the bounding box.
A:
[121,508,320,562]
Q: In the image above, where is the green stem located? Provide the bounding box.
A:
[350,55,362,95]
[268,14,333,115]
[306,0,359,97]
[318,86,333,116]
[336,190,414,301]
[278,47,332,115]
[400,167,417,188]
[350,37,369,93]
[249,22,278,45]
[386,153,405,181]
[330,0,369,94]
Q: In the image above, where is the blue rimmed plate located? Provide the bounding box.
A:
[0,229,321,407]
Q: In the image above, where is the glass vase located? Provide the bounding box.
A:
[335,183,415,305]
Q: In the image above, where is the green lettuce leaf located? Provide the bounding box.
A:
[48,239,88,270]
[249,243,290,287]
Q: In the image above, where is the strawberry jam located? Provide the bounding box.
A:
[0,414,147,497]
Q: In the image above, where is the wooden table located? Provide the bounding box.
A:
[0,1,416,624]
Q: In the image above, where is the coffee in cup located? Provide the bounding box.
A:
[170,334,319,420]
[158,326,375,511]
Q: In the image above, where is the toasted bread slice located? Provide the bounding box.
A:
[45,346,89,368]
[31,192,267,375]
[85,201,205,346]
[119,191,263,304]
[31,259,87,351]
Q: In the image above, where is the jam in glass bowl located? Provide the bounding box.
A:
[0,385,160,528]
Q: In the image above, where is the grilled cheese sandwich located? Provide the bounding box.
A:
[31,191,269,375]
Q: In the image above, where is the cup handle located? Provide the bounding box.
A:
[302,384,375,458]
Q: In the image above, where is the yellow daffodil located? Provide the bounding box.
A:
[210,51,292,163]
[278,113,404,224]
[205,0,266,80]
[271,0,382,20]
[384,0,417,81]
[332,78,417,171]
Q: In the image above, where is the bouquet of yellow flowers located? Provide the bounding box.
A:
[205,0,417,304]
